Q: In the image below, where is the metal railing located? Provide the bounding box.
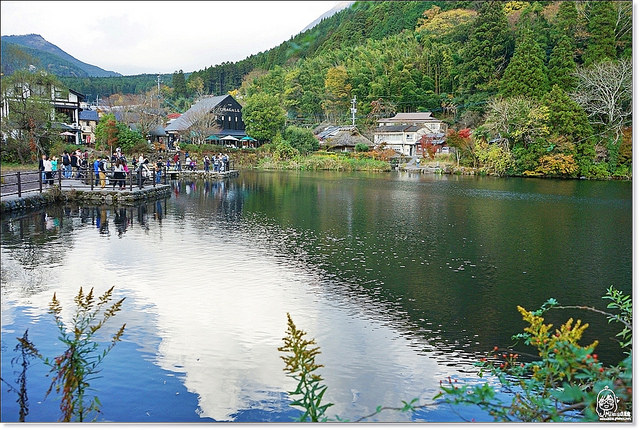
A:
[1,166,169,197]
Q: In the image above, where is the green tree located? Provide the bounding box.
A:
[283,126,318,154]
[242,93,286,143]
[542,85,595,176]
[459,1,513,95]
[547,36,577,91]
[551,0,578,45]
[500,31,548,99]
[0,70,66,162]
[172,70,187,99]
[582,1,616,66]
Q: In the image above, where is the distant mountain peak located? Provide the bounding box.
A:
[301,1,354,33]
[1,33,121,77]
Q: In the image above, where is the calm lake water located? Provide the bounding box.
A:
[0,171,632,422]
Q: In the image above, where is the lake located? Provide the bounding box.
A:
[0,171,632,422]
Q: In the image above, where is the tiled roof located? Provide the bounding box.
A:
[378,112,435,122]
[165,95,230,132]
[79,110,99,121]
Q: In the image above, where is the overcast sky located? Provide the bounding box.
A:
[1,1,342,76]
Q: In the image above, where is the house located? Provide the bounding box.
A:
[373,112,447,157]
[79,109,99,145]
[1,78,84,145]
[316,125,373,152]
[165,94,247,146]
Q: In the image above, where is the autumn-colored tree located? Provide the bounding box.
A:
[322,66,351,122]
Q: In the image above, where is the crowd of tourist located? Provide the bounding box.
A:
[37,149,232,189]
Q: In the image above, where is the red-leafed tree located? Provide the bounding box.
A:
[419,134,437,159]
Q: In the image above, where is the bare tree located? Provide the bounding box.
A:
[571,59,632,141]
[187,107,222,145]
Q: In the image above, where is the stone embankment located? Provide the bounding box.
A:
[1,185,171,214]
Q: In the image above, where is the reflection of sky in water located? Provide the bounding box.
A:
[5,171,628,422]
[1,202,486,422]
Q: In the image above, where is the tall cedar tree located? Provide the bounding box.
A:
[459,1,513,95]
[547,36,577,91]
[542,85,595,175]
[550,1,578,45]
[500,31,548,99]
[172,70,187,99]
[582,1,616,66]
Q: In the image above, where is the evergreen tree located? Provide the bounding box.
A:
[582,1,616,66]
[242,93,286,142]
[547,36,576,91]
[542,85,595,175]
[172,70,187,99]
[459,1,513,95]
[550,1,578,44]
[500,31,548,99]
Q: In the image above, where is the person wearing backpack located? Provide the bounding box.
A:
[62,151,71,178]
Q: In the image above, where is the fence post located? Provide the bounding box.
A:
[90,168,94,190]
[58,169,62,188]
[153,167,156,188]
[39,169,43,193]
[163,166,167,185]
[129,170,133,191]
[17,171,22,197]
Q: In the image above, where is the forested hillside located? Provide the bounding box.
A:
[236,0,632,179]
[13,1,631,179]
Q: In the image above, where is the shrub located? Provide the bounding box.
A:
[283,126,319,154]
[17,287,126,422]
[279,313,333,422]
[436,288,632,422]
[354,143,370,152]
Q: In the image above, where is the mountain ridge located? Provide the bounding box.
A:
[1,33,121,77]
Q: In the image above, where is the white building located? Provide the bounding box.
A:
[373,112,447,156]
[1,78,84,144]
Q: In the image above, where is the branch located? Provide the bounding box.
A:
[353,402,439,422]
[553,305,632,331]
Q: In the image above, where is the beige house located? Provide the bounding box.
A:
[374,112,447,156]
[79,109,99,145]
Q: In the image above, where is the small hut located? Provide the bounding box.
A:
[318,126,374,153]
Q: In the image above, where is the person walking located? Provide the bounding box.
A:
[99,157,107,188]
[156,157,164,184]
[113,159,125,190]
[93,157,101,186]
[39,154,47,183]
[43,155,53,186]
[204,155,210,172]
[70,151,79,178]
[62,151,71,178]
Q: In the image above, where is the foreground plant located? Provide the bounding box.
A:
[278,313,333,422]
[18,286,126,422]
[436,287,632,422]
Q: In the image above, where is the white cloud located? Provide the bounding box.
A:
[1,1,342,75]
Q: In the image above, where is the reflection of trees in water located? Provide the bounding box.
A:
[171,179,245,222]
[0,200,168,295]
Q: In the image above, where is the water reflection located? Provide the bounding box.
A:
[0,173,632,423]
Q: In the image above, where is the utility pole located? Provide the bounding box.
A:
[350,95,357,126]
[157,74,161,109]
